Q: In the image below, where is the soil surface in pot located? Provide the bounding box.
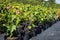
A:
[6,37,18,40]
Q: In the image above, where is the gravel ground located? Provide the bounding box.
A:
[30,21,60,40]
[0,34,5,40]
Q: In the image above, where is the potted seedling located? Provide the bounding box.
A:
[2,4,21,40]
[6,11,20,40]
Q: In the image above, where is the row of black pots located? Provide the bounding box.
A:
[16,20,58,40]
[0,19,60,40]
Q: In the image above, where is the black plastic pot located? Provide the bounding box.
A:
[0,33,5,40]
